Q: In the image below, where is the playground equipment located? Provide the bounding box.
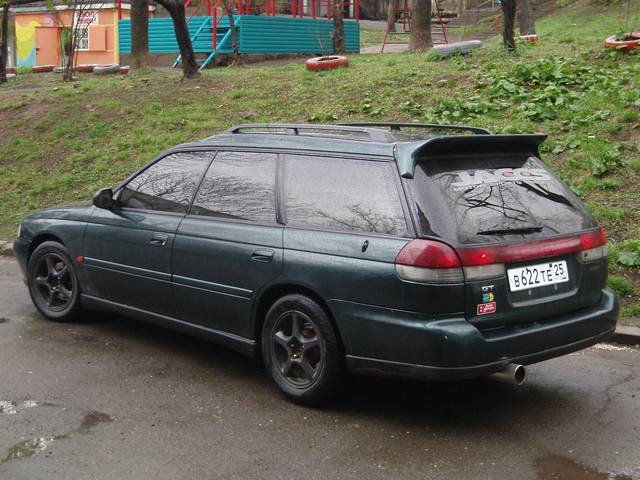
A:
[380,0,449,53]
[117,0,361,70]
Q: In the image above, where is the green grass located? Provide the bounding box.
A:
[1,0,640,316]
[608,275,633,296]
[360,27,386,47]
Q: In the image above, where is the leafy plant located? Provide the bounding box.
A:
[589,142,623,177]
[552,134,581,154]
[617,240,640,268]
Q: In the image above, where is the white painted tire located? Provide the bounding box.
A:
[93,64,120,75]
[432,40,483,58]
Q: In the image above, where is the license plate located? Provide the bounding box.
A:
[507,260,569,292]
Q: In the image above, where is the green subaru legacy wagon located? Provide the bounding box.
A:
[14,123,618,405]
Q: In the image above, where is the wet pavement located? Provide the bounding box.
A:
[1,256,639,480]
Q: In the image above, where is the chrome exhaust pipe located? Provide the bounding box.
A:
[487,363,526,385]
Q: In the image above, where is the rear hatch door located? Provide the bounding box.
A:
[403,135,607,329]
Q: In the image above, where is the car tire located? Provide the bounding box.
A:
[27,241,82,322]
[262,294,344,406]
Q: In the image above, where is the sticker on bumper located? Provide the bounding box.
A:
[477,302,497,315]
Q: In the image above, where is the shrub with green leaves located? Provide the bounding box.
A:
[616,240,640,268]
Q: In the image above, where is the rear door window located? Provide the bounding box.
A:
[191,151,277,223]
[284,155,408,236]
[408,154,596,245]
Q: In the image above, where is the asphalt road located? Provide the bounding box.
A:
[1,256,639,480]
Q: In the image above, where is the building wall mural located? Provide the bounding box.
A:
[15,19,42,67]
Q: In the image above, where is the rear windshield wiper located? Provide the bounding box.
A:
[477,226,543,236]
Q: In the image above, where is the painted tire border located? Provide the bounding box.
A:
[604,32,640,52]
[519,34,539,43]
[93,64,121,75]
[31,65,54,73]
[305,56,349,72]
[77,64,97,73]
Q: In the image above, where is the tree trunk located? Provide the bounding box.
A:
[409,0,432,52]
[386,0,399,33]
[333,0,344,54]
[63,10,80,82]
[518,0,535,35]
[131,0,149,68]
[0,3,9,84]
[157,0,200,78]
[223,1,239,65]
[501,0,516,51]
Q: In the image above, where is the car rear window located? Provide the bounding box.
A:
[407,154,597,245]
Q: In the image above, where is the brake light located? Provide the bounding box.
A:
[395,239,464,283]
[395,229,607,284]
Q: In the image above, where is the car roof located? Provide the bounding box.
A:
[171,123,547,178]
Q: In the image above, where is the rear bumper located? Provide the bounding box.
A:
[331,288,618,381]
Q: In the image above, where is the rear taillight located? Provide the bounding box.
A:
[395,229,607,284]
[395,239,464,283]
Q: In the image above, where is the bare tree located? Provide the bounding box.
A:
[222,0,239,66]
[333,0,344,54]
[131,0,149,68]
[56,0,105,81]
[0,1,8,84]
[501,0,516,51]
[409,0,432,52]
[386,0,399,33]
[518,0,536,36]
[1,0,43,83]
[156,0,199,78]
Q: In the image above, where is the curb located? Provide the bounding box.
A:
[0,241,14,257]
[611,326,640,346]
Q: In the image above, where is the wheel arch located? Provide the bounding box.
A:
[28,233,66,259]
[252,283,344,357]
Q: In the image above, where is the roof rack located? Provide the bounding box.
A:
[224,124,396,143]
[339,122,493,136]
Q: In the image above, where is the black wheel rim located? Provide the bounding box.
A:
[271,310,323,388]
[31,253,74,313]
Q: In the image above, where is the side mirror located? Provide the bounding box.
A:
[93,188,115,210]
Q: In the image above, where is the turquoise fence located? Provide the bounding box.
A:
[118,15,360,55]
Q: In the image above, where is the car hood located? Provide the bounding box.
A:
[24,202,93,222]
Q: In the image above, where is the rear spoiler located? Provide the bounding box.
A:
[395,134,548,178]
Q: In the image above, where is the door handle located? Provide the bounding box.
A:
[150,234,169,247]
[251,249,274,263]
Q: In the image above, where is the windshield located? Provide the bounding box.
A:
[407,154,597,245]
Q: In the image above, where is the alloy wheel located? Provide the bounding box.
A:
[271,310,323,388]
[31,253,74,312]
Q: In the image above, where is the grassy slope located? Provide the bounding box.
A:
[1,0,639,315]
